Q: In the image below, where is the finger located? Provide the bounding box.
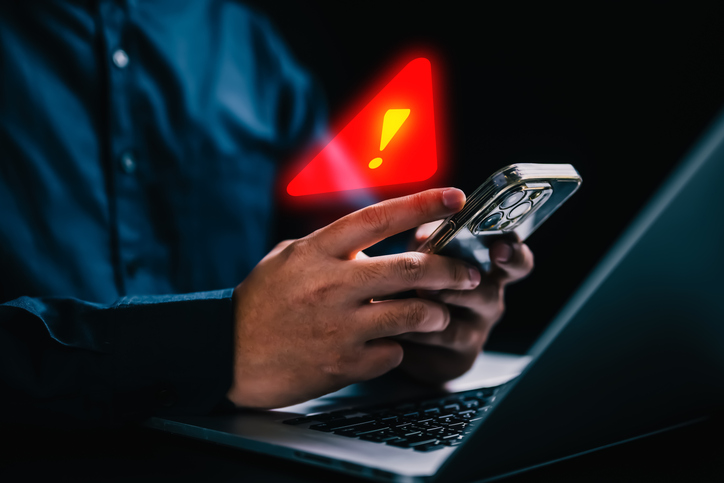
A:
[487,241,534,285]
[427,282,505,320]
[352,339,404,381]
[312,188,466,259]
[415,221,443,244]
[351,252,481,299]
[356,298,450,339]
[395,321,483,352]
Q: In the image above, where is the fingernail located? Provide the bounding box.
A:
[495,243,513,263]
[468,267,481,287]
[443,188,466,210]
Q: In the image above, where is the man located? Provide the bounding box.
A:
[0,1,532,426]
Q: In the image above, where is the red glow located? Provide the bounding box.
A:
[287,58,437,196]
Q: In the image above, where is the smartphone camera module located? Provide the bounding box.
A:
[469,182,554,236]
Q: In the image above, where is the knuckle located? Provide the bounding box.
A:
[410,192,430,218]
[307,281,336,304]
[377,308,401,332]
[277,239,295,249]
[398,253,426,284]
[284,238,313,261]
[403,301,429,330]
[360,204,391,235]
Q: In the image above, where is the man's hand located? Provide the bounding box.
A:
[227,188,483,409]
[393,223,534,384]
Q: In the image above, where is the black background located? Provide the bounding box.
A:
[251,1,724,353]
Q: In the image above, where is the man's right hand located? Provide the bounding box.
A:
[226,188,481,409]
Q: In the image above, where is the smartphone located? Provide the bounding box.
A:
[418,163,582,271]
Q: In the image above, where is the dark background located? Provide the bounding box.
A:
[252,1,724,353]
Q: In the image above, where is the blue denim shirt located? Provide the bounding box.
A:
[0,1,325,425]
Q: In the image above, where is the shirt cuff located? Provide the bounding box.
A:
[104,289,235,422]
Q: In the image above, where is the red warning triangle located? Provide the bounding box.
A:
[287,58,437,196]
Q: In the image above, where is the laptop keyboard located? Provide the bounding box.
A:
[282,387,499,453]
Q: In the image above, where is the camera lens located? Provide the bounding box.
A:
[477,212,502,231]
[500,190,525,209]
[508,201,532,219]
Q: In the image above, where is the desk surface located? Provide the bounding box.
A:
[2,416,722,482]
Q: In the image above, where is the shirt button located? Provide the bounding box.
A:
[112,49,129,69]
[119,151,136,174]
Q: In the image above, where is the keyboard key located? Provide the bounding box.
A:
[360,432,400,443]
[414,443,446,452]
[386,438,410,447]
[353,425,390,436]
[441,433,461,440]
[441,439,464,446]
[405,435,441,447]
[377,414,399,422]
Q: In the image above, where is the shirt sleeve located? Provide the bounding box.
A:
[0,290,234,428]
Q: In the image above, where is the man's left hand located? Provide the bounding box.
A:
[393,223,534,384]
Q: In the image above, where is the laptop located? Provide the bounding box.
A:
[145,108,724,482]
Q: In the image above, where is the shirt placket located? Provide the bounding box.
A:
[99,0,169,296]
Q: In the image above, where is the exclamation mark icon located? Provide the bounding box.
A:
[369,108,410,169]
